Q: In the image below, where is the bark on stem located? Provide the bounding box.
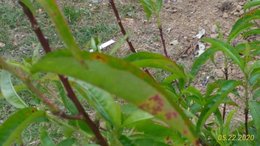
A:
[158,25,169,58]
[19,2,108,146]
[109,0,136,53]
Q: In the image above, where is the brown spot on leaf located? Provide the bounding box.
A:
[183,129,188,135]
[165,111,178,120]
[31,108,36,113]
[139,94,164,115]
[92,54,107,62]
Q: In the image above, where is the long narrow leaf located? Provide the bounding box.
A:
[244,0,260,10]
[191,47,218,76]
[228,9,260,42]
[0,70,27,108]
[249,101,260,139]
[73,80,122,128]
[196,80,240,132]
[125,52,186,79]
[203,38,245,71]
[0,108,46,146]
[40,128,55,146]
[37,0,82,59]
[31,50,197,143]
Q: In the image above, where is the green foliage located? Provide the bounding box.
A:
[0,108,46,146]
[30,50,197,143]
[40,128,55,146]
[0,70,27,108]
[139,0,163,19]
[0,0,259,145]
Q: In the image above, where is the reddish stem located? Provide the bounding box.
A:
[19,2,108,146]
[109,0,136,53]
[222,67,228,120]
[158,25,169,58]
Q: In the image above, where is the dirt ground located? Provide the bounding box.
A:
[108,0,249,126]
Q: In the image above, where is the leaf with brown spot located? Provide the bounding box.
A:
[32,50,198,144]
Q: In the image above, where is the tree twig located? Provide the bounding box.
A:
[222,60,228,120]
[158,25,169,58]
[109,0,154,78]
[0,57,80,121]
[19,2,108,146]
[109,0,136,53]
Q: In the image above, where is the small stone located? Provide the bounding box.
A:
[238,2,244,6]
[170,40,179,46]
[223,12,229,18]
[236,5,242,11]
[165,5,171,9]
[204,20,209,25]
[171,9,178,13]
[211,24,218,33]
[167,27,172,33]
[0,42,5,48]
[210,33,218,38]
[239,10,244,15]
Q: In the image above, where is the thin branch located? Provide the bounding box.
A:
[59,112,83,120]
[0,57,59,112]
[158,25,169,58]
[109,0,136,53]
[222,62,228,120]
[19,2,108,146]
[109,0,154,78]
[0,57,83,120]
[244,83,249,135]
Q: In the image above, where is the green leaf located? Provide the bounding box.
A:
[127,119,186,144]
[203,38,245,71]
[183,86,205,106]
[253,89,260,100]
[55,81,78,115]
[235,41,260,56]
[57,138,76,146]
[249,71,260,86]
[242,29,260,38]
[223,110,236,135]
[37,0,82,60]
[156,0,163,13]
[248,60,260,75]
[139,0,153,19]
[0,108,46,146]
[133,138,169,146]
[196,80,240,133]
[20,0,36,15]
[121,104,153,126]
[73,80,121,128]
[191,47,218,76]
[228,9,260,42]
[0,70,27,108]
[125,52,186,79]
[248,101,260,142]
[244,0,260,10]
[31,50,197,143]
[40,128,55,146]
[119,135,135,146]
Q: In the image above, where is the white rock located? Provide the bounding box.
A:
[195,42,206,57]
[223,12,229,18]
[211,24,218,33]
[194,29,206,39]
[236,5,242,11]
[170,40,179,46]
[0,42,5,48]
